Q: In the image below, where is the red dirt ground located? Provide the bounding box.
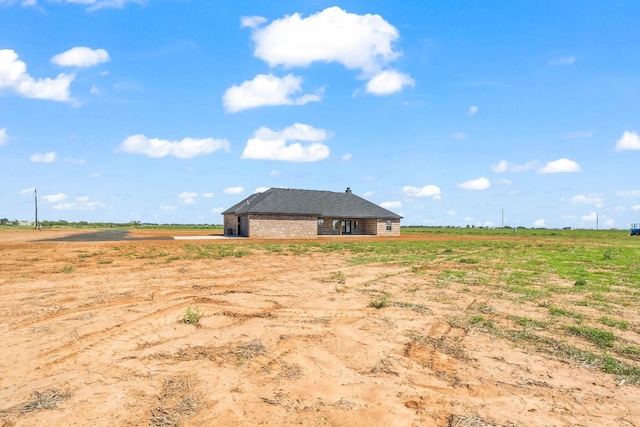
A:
[1,229,638,426]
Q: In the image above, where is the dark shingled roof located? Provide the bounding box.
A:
[222,188,402,219]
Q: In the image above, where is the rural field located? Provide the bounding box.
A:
[1,227,639,427]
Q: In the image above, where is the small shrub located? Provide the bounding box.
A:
[574,279,587,287]
[602,248,617,260]
[183,307,203,325]
[369,294,390,309]
[60,265,76,273]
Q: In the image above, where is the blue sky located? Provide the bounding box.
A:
[1,0,640,228]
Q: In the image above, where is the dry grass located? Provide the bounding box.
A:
[151,376,199,427]
[20,389,73,413]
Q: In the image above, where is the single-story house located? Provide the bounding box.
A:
[222,187,402,238]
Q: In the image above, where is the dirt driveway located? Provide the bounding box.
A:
[1,229,638,426]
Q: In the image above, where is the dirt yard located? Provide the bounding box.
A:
[0,229,638,426]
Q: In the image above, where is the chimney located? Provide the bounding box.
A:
[345,187,352,194]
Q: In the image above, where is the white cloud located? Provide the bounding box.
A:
[402,185,441,199]
[469,106,478,116]
[159,204,176,211]
[632,205,640,211]
[533,218,546,227]
[447,210,456,216]
[539,158,581,174]
[571,193,604,208]
[450,132,467,140]
[617,190,640,198]
[381,201,401,210]
[202,192,214,198]
[363,191,373,198]
[118,134,230,159]
[178,192,198,205]
[0,49,75,102]
[224,186,244,195]
[458,177,491,190]
[0,128,7,146]
[365,70,414,95]
[548,56,576,66]
[240,15,267,29]
[223,73,321,113]
[614,205,626,212]
[53,196,108,211]
[20,187,35,195]
[30,152,56,163]
[581,212,598,222]
[254,187,269,193]
[241,123,330,162]
[51,47,110,68]
[615,131,640,151]
[342,153,352,161]
[269,170,280,177]
[211,207,224,213]
[249,7,400,75]
[42,193,68,202]
[491,160,536,173]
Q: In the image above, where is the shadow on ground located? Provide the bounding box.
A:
[36,230,173,242]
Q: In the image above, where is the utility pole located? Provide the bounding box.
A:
[596,213,599,231]
[34,188,38,229]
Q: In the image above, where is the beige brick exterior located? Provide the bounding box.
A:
[224,215,401,238]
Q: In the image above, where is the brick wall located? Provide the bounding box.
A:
[376,219,401,236]
[248,214,317,238]
[225,214,401,238]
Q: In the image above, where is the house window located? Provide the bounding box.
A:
[386,220,392,231]
[317,219,324,227]
[354,221,358,230]
[333,220,339,230]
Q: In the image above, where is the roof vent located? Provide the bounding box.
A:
[345,187,352,194]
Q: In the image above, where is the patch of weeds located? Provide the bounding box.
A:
[391,301,431,314]
[324,271,346,284]
[97,259,113,265]
[602,248,618,260]
[548,306,583,321]
[574,278,587,287]
[510,315,548,330]
[60,264,76,273]
[599,316,628,330]
[458,257,479,264]
[506,284,549,300]
[566,325,615,348]
[21,389,73,413]
[182,307,203,325]
[602,355,640,384]
[618,345,640,358]
[369,292,391,309]
[470,315,495,331]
